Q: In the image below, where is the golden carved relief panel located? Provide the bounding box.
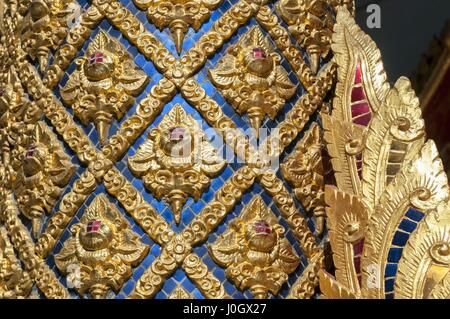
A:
[0,0,449,300]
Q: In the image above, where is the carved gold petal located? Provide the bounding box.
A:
[395,203,450,299]
[362,140,449,298]
[362,77,426,217]
[331,7,389,121]
[324,186,368,295]
[322,115,365,196]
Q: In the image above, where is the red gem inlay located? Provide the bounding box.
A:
[252,47,267,60]
[86,220,102,233]
[254,220,272,235]
[89,52,105,64]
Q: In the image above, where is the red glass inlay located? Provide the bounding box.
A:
[353,239,364,285]
[350,63,372,127]
[86,220,102,233]
[254,220,272,235]
[89,52,105,64]
[252,47,267,60]
[354,63,362,84]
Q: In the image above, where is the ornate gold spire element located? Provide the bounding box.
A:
[209,26,297,136]
[61,31,149,145]
[209,196,300,298]
[133,0,223,54]
[55,194,149,298]
[319,7,450,299]
[281,123,326,235]
[128,104,226,224]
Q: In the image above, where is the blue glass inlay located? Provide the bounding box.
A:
[392,231,410,247]
[385,278,395,293]
[405,208,425,222]
[384,263,398,278]
[387,247,403,263]
[398,218,417,233]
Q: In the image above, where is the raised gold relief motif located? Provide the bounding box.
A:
[209,196,300,298]
[2,0,450,301]
[319,7,450,299]
[55,194,149,298]
[209,26,297,135]
[20,0,79,71]
[15,122,76,237]
[61,31,149,145]
[133,0,224,54]
[277,0,334,73]
[167,285,192,299]
[0,227,33,298]
[128,104,226,224]
[0,70,42,170]
[281,123,325,235]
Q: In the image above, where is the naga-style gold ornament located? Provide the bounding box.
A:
[0,227,33,298]
[319,7,450,299]
[209,196,300,298]
[133,0,223,54]
[15,121,76,237]
[209,26,297,136]
[61,31,149,145]
[20,0,79,71]
[281,123,326,235]
[128,104,226,224]
[54,194,149,298]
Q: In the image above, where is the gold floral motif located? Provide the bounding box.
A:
[20,0,79,72]
[281,123,326,235]
[209,196,300,298]
[0,227,33,298]
[209,26,297,135]
[133,0,223,54]
[61,31,149,145]
[55,194,149,298]
[15,121,76,237]
[128,104,226,224]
